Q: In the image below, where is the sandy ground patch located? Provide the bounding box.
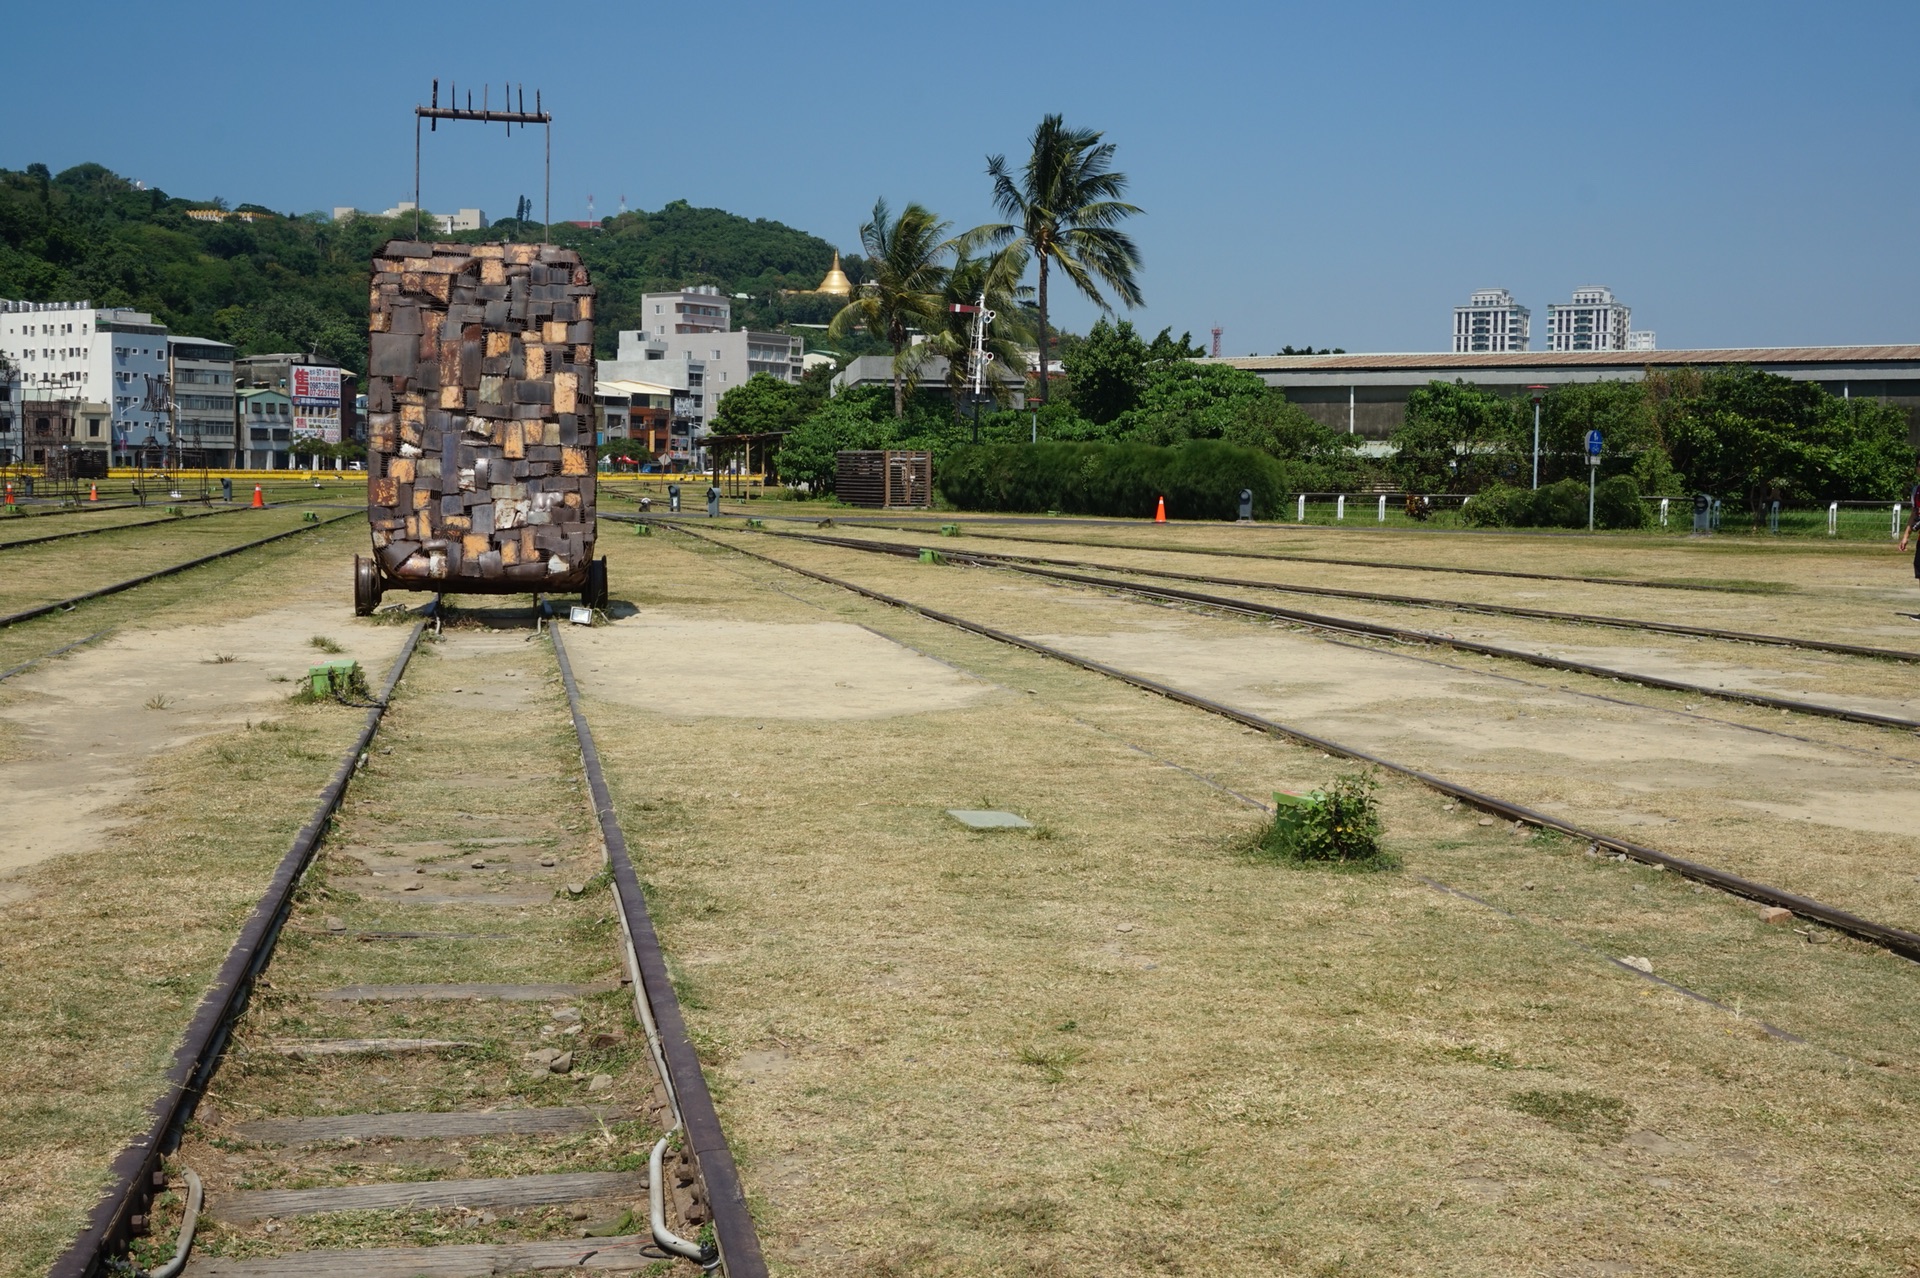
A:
[0,602,410,876]
[563,613,985,720]
[1037,620,1920,836]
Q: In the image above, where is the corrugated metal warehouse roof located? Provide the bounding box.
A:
[1212,346,1920,372]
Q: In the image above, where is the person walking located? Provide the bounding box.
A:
[1902,462,1920,582]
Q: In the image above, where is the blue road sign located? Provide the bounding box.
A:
[1586,429,1604,456]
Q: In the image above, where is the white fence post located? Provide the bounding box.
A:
[1659,497,1669,527]
[1336,495,1346,521]
[1378,494,1386,522]
[1828,501,1838,536]
[1297,494,1306,522]
[1895,503,1903,541]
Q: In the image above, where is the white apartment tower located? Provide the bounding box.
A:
[597,286,803,461]
[0,300,169,458]
[1547,286,1633,352]
[1452,289,1530,353]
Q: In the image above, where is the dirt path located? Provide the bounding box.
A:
[0,602,411,881]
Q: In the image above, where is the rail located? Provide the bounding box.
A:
[47,605,437,1278]
[727,526,1920,733]
[551,625,767,1276]
[650,519,1920,963]
[0,511,356,629]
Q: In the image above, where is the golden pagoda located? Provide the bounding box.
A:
[816,251,852,298]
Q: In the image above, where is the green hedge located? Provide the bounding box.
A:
[1465,476,1651,530]
[937,441,1291,520]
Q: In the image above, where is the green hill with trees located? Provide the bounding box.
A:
[0,162,867,374]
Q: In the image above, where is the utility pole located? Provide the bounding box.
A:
[1528,385,1547,489]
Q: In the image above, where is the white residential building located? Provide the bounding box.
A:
[599,287,803,462]
[1546,286,1633,352]
[1626,330,1656,351]
[0,300,169,460]
[1452,289,1530,353]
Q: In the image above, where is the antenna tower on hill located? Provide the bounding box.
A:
[1211,325,1222,358]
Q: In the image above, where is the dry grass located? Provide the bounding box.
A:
[564,530,1920,1275]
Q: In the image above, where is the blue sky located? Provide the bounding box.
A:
[7,1,1916,353]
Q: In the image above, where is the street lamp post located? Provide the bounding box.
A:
[1528,385,1547,489]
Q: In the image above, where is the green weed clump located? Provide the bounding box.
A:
[1508,1089,1632,1142]
[1257,774,1395,870]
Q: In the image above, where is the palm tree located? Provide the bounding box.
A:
[985,115,1144,405]
[928,242,1033,412]
[828,198,951,418]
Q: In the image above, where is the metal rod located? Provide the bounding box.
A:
[412,81,553,242]
[416,106,549,124]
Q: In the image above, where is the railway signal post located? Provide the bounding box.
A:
[1587,428,1603,530]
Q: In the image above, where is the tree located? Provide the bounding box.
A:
[774,390,897,492]
[710,372,805,436]
[1533,380,1664,488]
[1391,381,1515,492]
[1063,318,1148,424]
[1118,361,1269,447]
[984,115,1144,405]
[827,198,950,417]
[1652,366,1914,514]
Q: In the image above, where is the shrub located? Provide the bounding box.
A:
[937,440,1292,520]
[1257,774,1394,869]
[1463,476,1650,530]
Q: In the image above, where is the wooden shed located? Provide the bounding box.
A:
[835,450,932,508]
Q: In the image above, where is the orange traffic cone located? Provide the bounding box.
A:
[1154,495,1167,523]
[3,482,11,505]
[88,483,98,502]
[251,484,265,509]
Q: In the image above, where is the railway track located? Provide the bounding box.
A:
[720,525,1920,734]
[0,502,269,551]
[822,519,1793,594]
[787,530,1920,665]
[0,511,358,630]
[660,521,1920,963]
[51,604,762,1278]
